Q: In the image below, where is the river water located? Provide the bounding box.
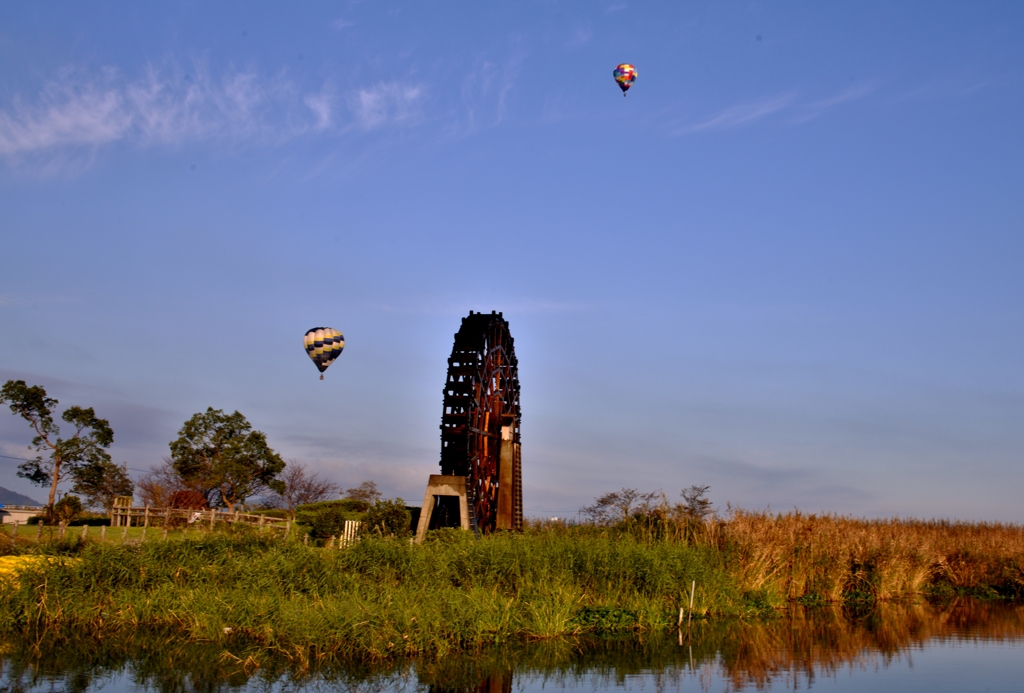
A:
[2,599,1022,692]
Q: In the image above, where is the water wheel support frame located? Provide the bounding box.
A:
[436,310,522,533]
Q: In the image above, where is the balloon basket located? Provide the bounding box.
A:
[320,374,324,381]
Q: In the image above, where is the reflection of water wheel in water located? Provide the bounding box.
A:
[426,670,512,693]
[435,311,522,534]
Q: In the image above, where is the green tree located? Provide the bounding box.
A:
[53,495,83,525]
[71,459,135,513]
[581,488,660,525]
[344,480,381,504]
[679,485,713,520]
[168,407,285,512]
[1,380,114,519]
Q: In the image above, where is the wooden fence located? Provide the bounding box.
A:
[3,503,364,548]
[111,504,291,531]
[110,506,363,547]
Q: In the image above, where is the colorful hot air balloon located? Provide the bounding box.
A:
[613,63,637,96]
[304,327,345,380]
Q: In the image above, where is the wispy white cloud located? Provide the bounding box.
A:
[123,65,290,144]
[898,73,999,102]
[331,18,354,30]
[791,83,875,123]
[674,83,878,135]
[450,50,525,136]
[349,82,424,130]
[0,63,426,167]
[807,83,876,110]
[0,70,133,156]
[674,93,796,134]
[303,87,335,131]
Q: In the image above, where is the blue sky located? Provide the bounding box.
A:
[1,2,1022,520]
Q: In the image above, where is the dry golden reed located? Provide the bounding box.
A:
[720,511,1024,604]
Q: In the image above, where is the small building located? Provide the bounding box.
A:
[0,504,44,524]
[110,496,134,527]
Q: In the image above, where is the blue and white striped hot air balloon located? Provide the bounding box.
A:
[303,327,345,380]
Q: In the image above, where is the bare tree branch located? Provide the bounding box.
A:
[273,462,341,519]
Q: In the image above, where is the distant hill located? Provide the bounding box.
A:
[0,487,43,506]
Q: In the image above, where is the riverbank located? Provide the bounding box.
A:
[3,598,1023,687]
[0,513,1020,662]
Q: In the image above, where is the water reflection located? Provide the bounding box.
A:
[692,598,1024,691]
[2,599,1022,693]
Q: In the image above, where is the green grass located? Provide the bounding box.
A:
[4,522,280,544]
[0,528,733,663]
[0,513,1021,664]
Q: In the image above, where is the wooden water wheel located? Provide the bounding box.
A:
[439,311,522,533]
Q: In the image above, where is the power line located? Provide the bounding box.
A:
[0,453,149,474]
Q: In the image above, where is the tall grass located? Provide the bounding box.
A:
[0,512,1020,663]
[0,530,732,662]
[528,511,1024,602]
[722,511,1024,604]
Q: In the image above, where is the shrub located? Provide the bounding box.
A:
[363,498,411,537]
[306,508,348,539]
[68,513,111,527]
[253,508,290,520]
[296,499,370,515]
[297,499,368,539]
